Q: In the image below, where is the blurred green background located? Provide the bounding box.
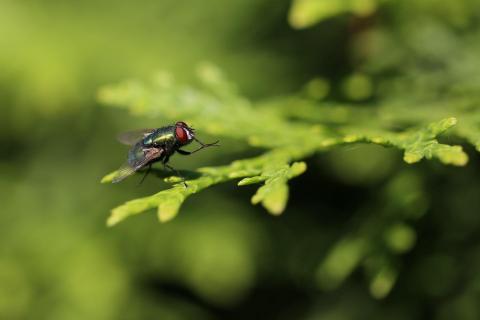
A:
[2,0,480,319]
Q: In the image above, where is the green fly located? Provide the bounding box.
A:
[112,121,219,185]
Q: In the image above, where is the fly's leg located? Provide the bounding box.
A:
[179,138,220,154]
[138,164,152,185]
[163,159,188,187]
[176,149,191,155]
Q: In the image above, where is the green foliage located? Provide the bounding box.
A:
[289,0,381,29]
[100,64,471,226]
[316,170,428,297]
[4,0,480,317]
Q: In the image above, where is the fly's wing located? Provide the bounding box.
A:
[111,163,136,183]
[112,147,164,183]
[117,129,155,146]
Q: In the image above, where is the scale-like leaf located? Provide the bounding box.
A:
[100,65,472,226]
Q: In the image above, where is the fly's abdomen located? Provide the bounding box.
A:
[128,143,146,167]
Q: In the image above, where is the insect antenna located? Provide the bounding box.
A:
[190,137,220,154]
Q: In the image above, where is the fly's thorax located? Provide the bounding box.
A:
[145,126,176,147]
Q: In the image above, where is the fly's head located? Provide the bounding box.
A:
[175,121,195,146]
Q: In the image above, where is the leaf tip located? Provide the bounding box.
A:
[290,161,307,176]
[238,176,265,186]
[101,171,117,184]
[264,200,286,215]
[403,152,422,164]
[447,117,457,126]
[237,179,250,186]
[157,198,183,222]
[106,212,121,227]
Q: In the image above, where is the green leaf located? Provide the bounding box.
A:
[99,65,472,226]
[249,162,307,215]
[316,237,368,290]
[289,0,379,29]
[104,153,307,225]
[369,265,398,299]
[100,171,118,184]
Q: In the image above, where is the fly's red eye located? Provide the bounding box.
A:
[175,126,189,144]
[176,121,188,128]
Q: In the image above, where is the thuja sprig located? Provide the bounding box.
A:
[100,64,467,226]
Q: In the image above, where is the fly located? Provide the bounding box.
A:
[112,121,219,186]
